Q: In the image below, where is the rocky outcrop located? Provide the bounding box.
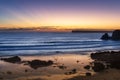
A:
[101,30,120,40]
[101,33,110,40]
[28,60,54,69]
[91,51,120,69]
[1,56,21,63]
[112,30,120,40]
[92,62,106,72]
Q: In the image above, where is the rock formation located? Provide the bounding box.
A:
[101,30,120,40]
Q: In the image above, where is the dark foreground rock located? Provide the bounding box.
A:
[92,62,106,72]
[28,60,54,69]
[86,72,91,76]
[91,51,120,69]
[1,56,21,63]
[84,65,90,70]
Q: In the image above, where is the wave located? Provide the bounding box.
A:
[0,32,120,56]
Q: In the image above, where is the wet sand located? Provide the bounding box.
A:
[0,52,120,80]
[67,69,120,80]
[0,53,94,80]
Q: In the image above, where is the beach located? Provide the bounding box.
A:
[0,32,120,80]
[0,51,120,80]
[0,53,93,80]
[0,0,120,79]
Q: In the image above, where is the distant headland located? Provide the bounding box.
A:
[72,30,112,33]
[0,28,115,33]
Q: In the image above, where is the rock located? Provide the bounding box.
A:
[100,30,120,40]
[112,30,120,40]
[92,62,105,72]
[0,77,3,79]
[91,51,120,70]
[28,60,53,69]
[71,69,77,73]
[91,51,120,63]
[101,33,110,40]
[110,61,120,69]
[1,56,21,63]
[58,65,67,70]
[76,60,79,63]
[86,72,91,76]
[84,65,91,70]
[64,69,77,75]
[25,69,28,72]
[6,71,12,74]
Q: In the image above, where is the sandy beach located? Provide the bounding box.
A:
[0,53,93,80]
[0,51,120,80]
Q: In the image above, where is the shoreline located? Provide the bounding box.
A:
[0,53,93,80]
[0,49,120,57]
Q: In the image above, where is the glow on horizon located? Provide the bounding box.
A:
[0,0,120,30]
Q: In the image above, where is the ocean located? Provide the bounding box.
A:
[0,32,120,56]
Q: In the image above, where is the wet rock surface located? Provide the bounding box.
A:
[0,56,54,70]
[0,56,21,63]
[86,72,91,76]
[92,62,106,72]
[84,65,90,70]
[91,51,120,70]
[83,51,120,73]
[27,60,54,69]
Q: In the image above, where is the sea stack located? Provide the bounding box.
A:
[112,30,120,40]
[101,33,110,40]
[101,30,120,40]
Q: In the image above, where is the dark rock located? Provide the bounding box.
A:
[86,72,91,76]
[71,69,77,73]
[112,30,120,40]
[100,30,120,40]
[92,62,105,72]
[25,69,28,72]
[1,56,21,63]
[91,51,120,62]
[76,60,79,63]
[64,69,77,75]
[0,77,3,79]
[91,51,120,70]
[28,60,53,69]
[84,65,91,70]
[101,33,110,40]
[110,61,120,69]
[7,71,12,74]
[58,65,67,70]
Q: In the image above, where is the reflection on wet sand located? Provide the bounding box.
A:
[67,51,120,80]
[0,54,93,80]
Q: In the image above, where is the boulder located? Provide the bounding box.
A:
[1,56,21,63]
[100,30,120,40]
[86,72,91,76]
[91,51,120,70]
[101,33,110,40]
[28,60,53,69]
[84,65,90,70]
[92,62,105,72]
[112,30,120,40]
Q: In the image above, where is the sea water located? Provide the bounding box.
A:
[0,32,120,56]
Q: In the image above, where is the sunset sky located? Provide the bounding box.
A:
[0,0,120,30]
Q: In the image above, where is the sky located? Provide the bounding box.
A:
[0,0,120,30]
